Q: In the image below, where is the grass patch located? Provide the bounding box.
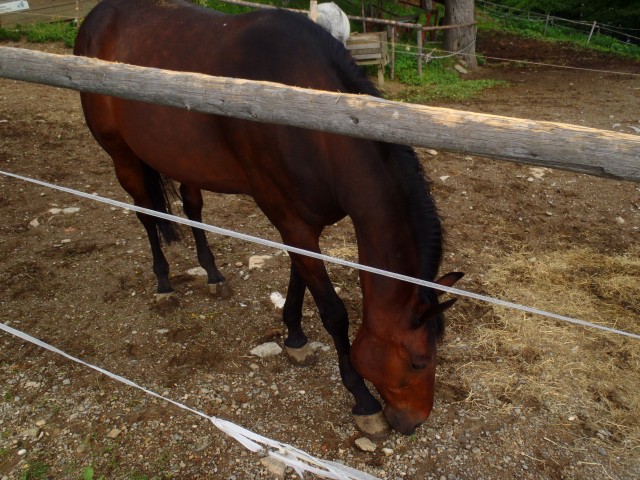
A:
[477,10,640,61]
[387,53,506,102]
[21,462,49,480]
[0,21,77,47]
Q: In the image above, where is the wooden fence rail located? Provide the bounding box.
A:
[0,46,639,182]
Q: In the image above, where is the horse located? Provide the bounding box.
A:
[74,0,463,436]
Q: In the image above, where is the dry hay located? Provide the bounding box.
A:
[457,246,640,453]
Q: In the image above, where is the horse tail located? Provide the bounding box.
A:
[141,163,182,244]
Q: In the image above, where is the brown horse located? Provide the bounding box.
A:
[74,0,463,436]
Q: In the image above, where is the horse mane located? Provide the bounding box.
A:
[277,10,446,336]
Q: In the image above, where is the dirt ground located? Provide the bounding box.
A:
[1,30,639,479]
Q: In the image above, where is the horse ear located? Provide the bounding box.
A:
[431,298,457,316]
[434,272,464,296]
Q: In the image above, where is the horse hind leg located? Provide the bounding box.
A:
[179,184,231,298]
[282,264,315,366]
[112,154,177,299]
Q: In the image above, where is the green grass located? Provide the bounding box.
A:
[21,461,48,480]
[388,53,506,102]
[0,21,77,47]
[477,10,640,60]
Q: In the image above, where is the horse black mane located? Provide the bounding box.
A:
[276,10,445,336]
[282,13,444,275]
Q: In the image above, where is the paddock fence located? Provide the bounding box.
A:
[1,46,638,182]
[1,43,640,479]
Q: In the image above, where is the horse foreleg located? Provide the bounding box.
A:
[287,250,386,435]
[179,184,231,298]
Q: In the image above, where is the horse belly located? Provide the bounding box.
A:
[114,102,250,194]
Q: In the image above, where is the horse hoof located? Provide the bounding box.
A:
[209,281,232,299]
[285,343,316,366]
[154,291,175,303]
[353,411,390,438]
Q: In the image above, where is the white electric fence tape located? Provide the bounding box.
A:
[1,169,638,340]
[0,322,379,480]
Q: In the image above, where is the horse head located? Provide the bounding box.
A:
[351,271,463,435]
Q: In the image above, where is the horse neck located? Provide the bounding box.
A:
[343,144,442,329]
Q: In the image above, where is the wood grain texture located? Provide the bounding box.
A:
[1,46,638,182]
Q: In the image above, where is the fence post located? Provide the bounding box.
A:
[544,14,550,36]
[587,20,597,43]
[417,27,423,78]
[390,26,395,81]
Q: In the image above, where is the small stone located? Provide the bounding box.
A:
[248,255,273,270]
[156,328,169,334]
[62,379,71,385]
[439,175,450,182]
[260,457,285,477]
[382,447,394,457]
[35,420,46,427]
[250,342,282,358]
[355,437,377,452]
[425,149,438,156]
[186,267,207,277]
[568,415,576,421]
[235,262,243,267]
[25,381,41,388]
[18,449,27,456]
[106,428,121,439]
[49,208,62,214]
[527,177,534,182]
[615,216,625,224]
[472,447,481,455]
[29,218,40,227]
[62,207,80,214]
[269,292,286,309]
[21,428,40,438]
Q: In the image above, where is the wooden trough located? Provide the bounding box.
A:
[346,31,389,84]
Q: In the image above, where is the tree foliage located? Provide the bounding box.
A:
[487,0,640,29]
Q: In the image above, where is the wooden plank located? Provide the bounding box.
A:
[0,46,639,182]
[0,0,98,27]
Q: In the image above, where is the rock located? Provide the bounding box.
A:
[49,208,62,214]
[425,149,438,156]
[250,342,282,358]
[106,428,122,439]
[454,64,468,74]
[156,328,169,335]
[260,456,286,477]
[18,449,27,456]
[21,427,40,438]
[29,218,39,227]
[62,207,80,214]
[25,381,41,388]
[355,437,377,452]
[615,216,625,224]
[269,292,286,309]
[62,379,71,385]
[439,175,450,182]
[35,420,46,427]
[186,267,207,276]
[382,447,394,456]
[248,255,272,270]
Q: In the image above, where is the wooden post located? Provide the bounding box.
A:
[361,0,366,32]
[417,27,423,78]
[390,26,395,81]
[308,0,317,22]
[1,47,639,182]
[544,14,550,36]
[587,20,597,44]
